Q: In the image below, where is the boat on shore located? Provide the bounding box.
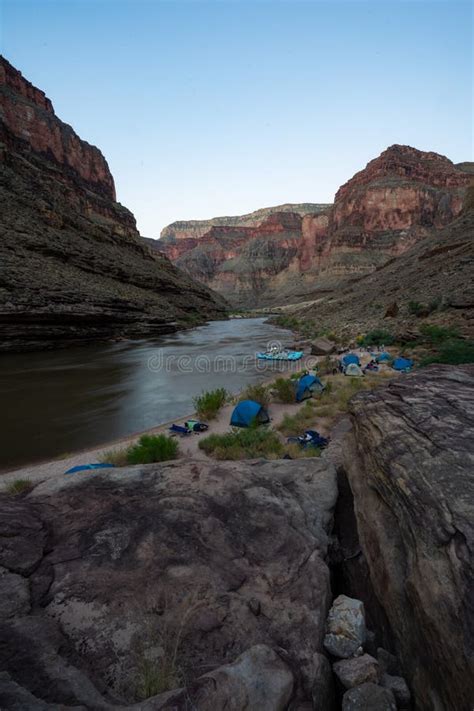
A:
[257,349,303,361]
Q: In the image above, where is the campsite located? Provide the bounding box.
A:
[0,345,403,487]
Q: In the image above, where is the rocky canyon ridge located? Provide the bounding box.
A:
[0,57,226,352]
[155,146,473,311]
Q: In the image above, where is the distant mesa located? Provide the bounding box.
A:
[153,144,472,308]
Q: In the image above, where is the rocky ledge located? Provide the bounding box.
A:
[0,57,226,351]
[344,364,474,711]
[0,458,338,708]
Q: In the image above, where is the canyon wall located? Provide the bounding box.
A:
[155,146,472,307]
[0,56,225,351]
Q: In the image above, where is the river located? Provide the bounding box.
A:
[0,318,296,470]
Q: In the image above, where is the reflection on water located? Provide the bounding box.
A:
[0,318,294,469]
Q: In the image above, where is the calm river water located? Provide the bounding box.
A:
[0,318,295,469]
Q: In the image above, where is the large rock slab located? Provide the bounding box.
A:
[0,457,337,707]
[344,365,474,711]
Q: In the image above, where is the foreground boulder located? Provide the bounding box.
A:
[155,645,293,710]
[342,682,396,711]
[333,654,380,690]
[0,458,337,708]
[344,365,474,711]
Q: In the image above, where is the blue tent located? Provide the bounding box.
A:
[342,353,360,368]
[230,400,270,428]
[392,357,414,372]
[296,374,324,402]
[376,352,392,363]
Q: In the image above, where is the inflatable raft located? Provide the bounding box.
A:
[257,350,303,361]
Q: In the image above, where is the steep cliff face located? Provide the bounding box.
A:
[0,57,225,351]
[156,146,471,308]
[294,183,474,339]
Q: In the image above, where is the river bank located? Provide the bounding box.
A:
[0,318,299,470]
[0,353,316,487]
[0,346,395,491]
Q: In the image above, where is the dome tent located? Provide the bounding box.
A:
[295,374,325,402]
[392,357,414,372]
[230,400,270,428]
[342,353,361,368]
[344,362,364,377]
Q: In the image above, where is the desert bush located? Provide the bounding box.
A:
[278,402,317,436]
[135,591,206,699]
[409,298,443,317]
[420,339,474,366]
[198,427,284,460]
[359,329,395,346]
[273,377,296,403]
[99,447,129,466]
[408,300,425,316]
[419,323,460,344]
[239,383,270,406]
[127,434,179,464]
[7,479,33,495]
[193,388,228,419]
[274,315,300,330]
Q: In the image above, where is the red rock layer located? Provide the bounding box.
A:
[0,56,115,200]
[156,145,471,306]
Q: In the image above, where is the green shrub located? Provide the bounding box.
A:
[7,479,33,496]
[273,315,300,330]
[273,377,296,403]
[419,323,460,344]
[409,298,443,317]
[284,443,322,459]
[239,383,270,406]
[278,402,317,436]
[127,434,179,464]
[193,388,228,419]
[420,339,474,366]
[360,329,395,347]
[198,427,284,460]
[408,300,425,316]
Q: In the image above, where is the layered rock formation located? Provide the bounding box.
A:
[0,458,338,708]
[159,202,326,242]
[156,146,472,308]
[345,365,474,711]
[294,184,474,339]
[0,57,225,351]
[153,205,331,306]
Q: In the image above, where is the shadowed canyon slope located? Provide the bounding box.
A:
[156,146,472,308]
[0,57,226,352]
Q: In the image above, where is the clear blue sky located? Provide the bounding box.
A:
[1,0,472,237]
